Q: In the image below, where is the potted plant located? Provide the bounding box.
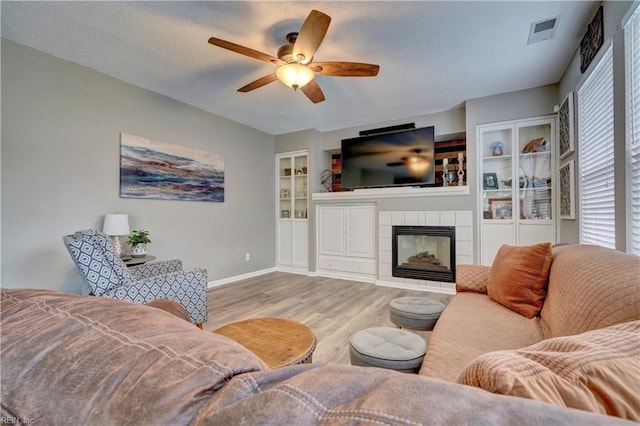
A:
[127,230,151,257]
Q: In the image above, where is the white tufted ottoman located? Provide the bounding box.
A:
[349,326,427,373]
[389,296,445,330]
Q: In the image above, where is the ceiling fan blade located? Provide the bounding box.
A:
[238,74,279,92]
[292,10,331,64]
[309,62,380,77]
[208,37,281,64]
[301,79,326,103]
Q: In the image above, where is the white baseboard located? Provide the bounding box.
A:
[316,269,376,284]
[275,265,313,276]
[207,268,456,295]
[207,267,277,289]
[284,269,447,291]
[375,279,457,295]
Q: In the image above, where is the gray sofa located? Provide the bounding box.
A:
[1,287,635,425]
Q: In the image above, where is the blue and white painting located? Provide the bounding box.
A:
[120,133,224,202]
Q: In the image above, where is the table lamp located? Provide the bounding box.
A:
[103,213,130,257]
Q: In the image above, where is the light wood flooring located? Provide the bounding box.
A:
[205,272,451,365]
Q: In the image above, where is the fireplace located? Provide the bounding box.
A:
[392,226,456,283]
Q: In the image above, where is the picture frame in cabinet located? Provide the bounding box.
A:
[489,197,513,220]
[483,173,499,190]
[558,92,575,160]
[559,160,575,220]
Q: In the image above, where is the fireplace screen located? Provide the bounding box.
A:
[392,226,456,282]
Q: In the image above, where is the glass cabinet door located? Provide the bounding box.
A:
[279,157,292,219]
[478,116,555,265]
[517,121,553,221]
[480,125,514,221]
[277,150,309,270]
[278,153,308,220]
[292,154,308,219]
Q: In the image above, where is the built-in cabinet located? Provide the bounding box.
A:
[277,150,308,272]
[477,116,556,265]
[317,203,377,282]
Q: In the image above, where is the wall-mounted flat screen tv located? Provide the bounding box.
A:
[341,126,435,189]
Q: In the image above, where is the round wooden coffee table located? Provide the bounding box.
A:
[214,318,317,369]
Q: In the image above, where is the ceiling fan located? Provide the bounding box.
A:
[208,9,379,103]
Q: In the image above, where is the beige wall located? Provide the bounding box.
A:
[6,1,633,291]
[1,38,276,292]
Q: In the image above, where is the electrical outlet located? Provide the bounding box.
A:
[245,252,250,261]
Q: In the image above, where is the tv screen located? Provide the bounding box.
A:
[341,126,435,189]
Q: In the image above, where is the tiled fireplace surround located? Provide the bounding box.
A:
[377,210,473,294]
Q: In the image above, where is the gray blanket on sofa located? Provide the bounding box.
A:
[1,289,632,425]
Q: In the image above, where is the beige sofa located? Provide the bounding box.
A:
[420,244,640,421]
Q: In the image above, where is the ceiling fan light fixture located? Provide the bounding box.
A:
[406,154,431,178]
[209,10,377,102]
[276,63,314,90]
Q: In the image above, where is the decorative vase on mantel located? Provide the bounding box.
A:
[490,141,505,157]
[131,244,147,258]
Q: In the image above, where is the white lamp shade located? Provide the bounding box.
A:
[103,214,130,236]
[276,63,314,90]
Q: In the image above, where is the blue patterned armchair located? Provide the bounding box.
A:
[63,229,207,326]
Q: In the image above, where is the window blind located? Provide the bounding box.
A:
[577,44,615,249]
[625,7,640,255]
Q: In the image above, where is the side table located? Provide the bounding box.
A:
[214,318,317,369]
[122,255,156,267]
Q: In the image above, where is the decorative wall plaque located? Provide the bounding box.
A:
[580,6,604,73]
[558,92,575,160]
[559,160,575,220]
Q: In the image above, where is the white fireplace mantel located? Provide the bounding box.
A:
[377,210,474,295]
[312,185,469,201]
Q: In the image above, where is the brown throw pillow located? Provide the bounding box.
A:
[487,243,552,318]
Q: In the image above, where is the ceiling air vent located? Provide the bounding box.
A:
[528,16,560,44]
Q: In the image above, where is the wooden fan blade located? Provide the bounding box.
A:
[309,62,380,77]
[208,37,281,64]
[301,79,326,103]
[292,10,331,64]
[238,74,279,92]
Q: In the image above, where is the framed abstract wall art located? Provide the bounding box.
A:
[559,160,575,220]
[558,91,575,160]
[120,133,225,202]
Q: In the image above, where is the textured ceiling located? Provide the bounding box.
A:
[1,1,597,135]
